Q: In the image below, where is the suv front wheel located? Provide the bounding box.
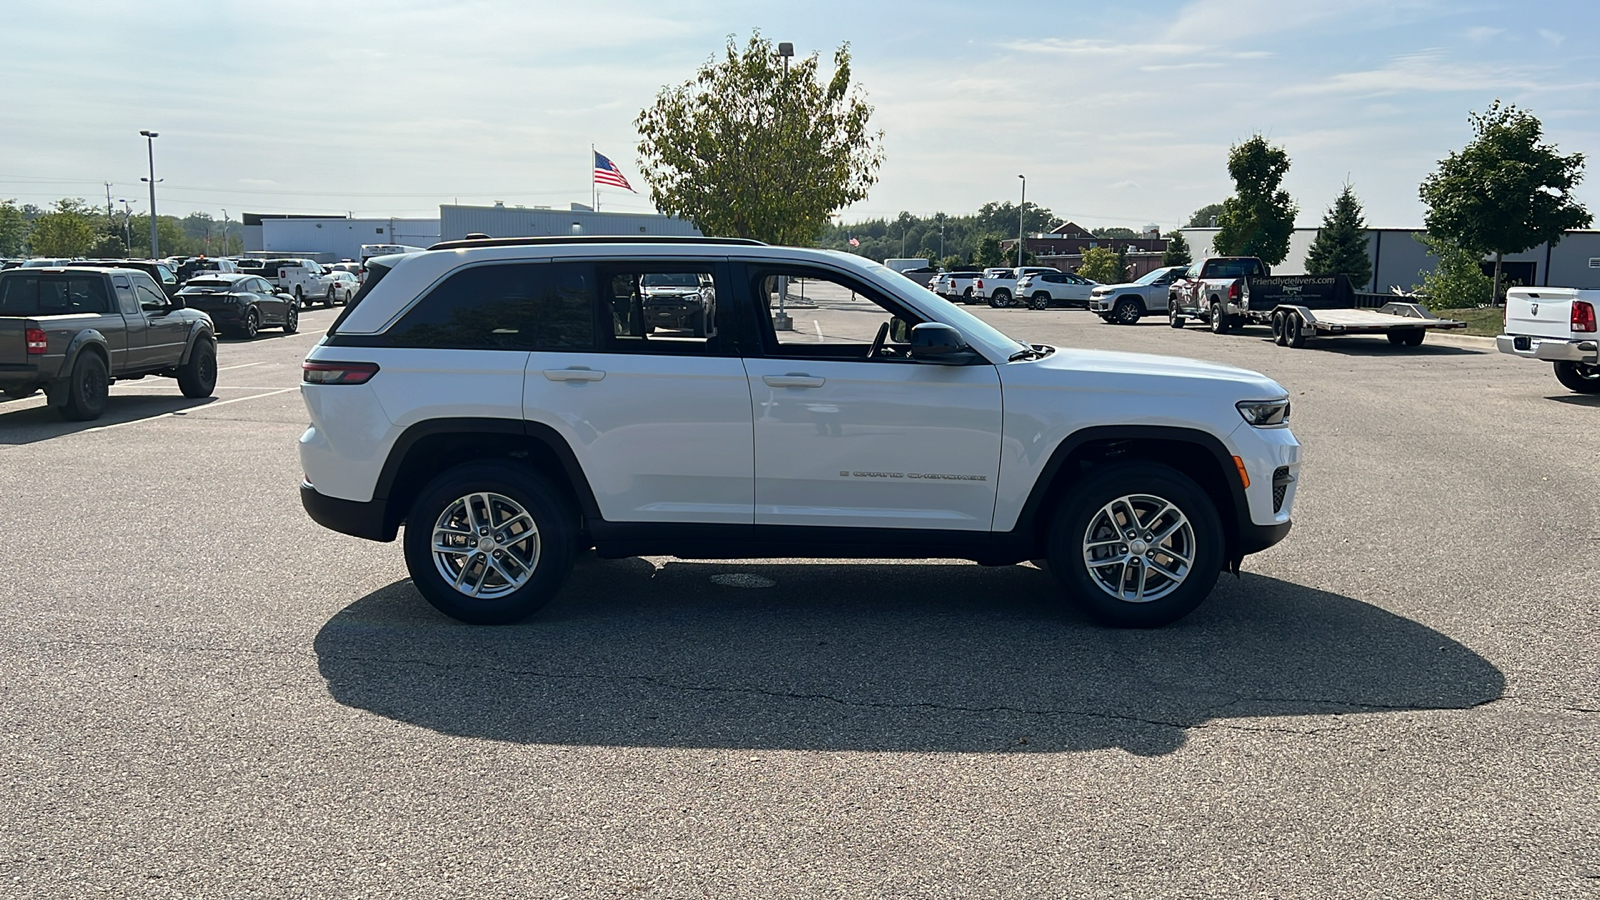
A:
[403,462,578,624]
[1046,463,1224,628]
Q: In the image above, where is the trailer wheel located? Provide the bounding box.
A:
[1387,329,1425,347]
[1553,362,1600,393]
[1271,311,1288,345]
[1285,313,1306,348]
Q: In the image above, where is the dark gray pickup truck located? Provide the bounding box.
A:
[0,266,217,420]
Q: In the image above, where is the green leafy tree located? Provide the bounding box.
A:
[1420,101,1591,305]
[27,199,98,257]
[975,201,1061,238]
[0,201,27,256]
[1163,231,1192,267]
[635,32,884,245]
[1186,203,1225,228]
[1304,184,1372,286]
[1091,226,1138,239]
[1413,234,1493,311]
[127,215,189,258]
[1214,136,1298,264]
[974,235,1007,268]
[1078,246,1125,284]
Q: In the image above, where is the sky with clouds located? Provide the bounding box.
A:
[2,0,1597,232]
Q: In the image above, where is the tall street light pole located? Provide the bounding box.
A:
[772,41,796,332]
[139,130,160,258]
[1016,174,1027,268]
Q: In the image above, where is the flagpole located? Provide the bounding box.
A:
[591,144,597,212]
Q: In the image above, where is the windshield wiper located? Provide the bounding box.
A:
[1008,344,1050,361]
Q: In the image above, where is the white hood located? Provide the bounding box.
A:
[1017,347,1287,400]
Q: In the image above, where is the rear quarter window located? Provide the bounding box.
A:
[386,262,595,351]
[0,274,112,316]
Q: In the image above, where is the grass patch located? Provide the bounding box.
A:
[1436,307,1503,337]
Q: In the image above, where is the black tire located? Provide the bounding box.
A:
[59,352,109,421]
[283,303,299,334]
[1112,297,1142,325]
[1209,301,1228,334]
[1045,462,1224,628]
[962,287,974,303]
[3,386,39,400]
[294,286,305,307]
[402,462,578,625]
[1285,313,1306,348]
[176,338,217,398]
[1402,329,1425,347]
[1031,293,1050,310]
[1554,361,1600,393]
[1168,307,1186,329]
[1271,311,1288,345]
[237,309,259,340]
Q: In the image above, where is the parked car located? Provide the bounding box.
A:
[1497,287,1600,392]
[0,265,216,419]
[1088,265,1188,324]
[974,266,1059,307]
[65,259,181,299]
[20,258,74,268]
[176,257,239,283]
[325,271,359,305]
[1017,270,1098,310]
[639,271,716,335]
[261,258,337,306]
[176,273,299,339]
[298,235,1299,629]
[934,271,983,302]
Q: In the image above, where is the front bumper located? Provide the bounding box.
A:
[1088,297,1112,312]
[1496,334,1598,363]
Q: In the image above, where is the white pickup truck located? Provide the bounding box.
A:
[1496,287,1600,393]
[974,266,1059,308]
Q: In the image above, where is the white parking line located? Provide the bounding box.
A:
[218,362,265,371]
[90,387,298,432]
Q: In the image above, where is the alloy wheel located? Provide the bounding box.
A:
[1081,493,1195,603]
[430,491,542,599]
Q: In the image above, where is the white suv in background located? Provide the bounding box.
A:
[299,237,1299,628]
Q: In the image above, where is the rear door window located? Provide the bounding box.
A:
[0,275,111,315]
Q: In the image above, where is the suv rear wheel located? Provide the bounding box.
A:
[402,462,578,624]
[1045,463,1224,628]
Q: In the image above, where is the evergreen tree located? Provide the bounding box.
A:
[1163,231,1192,267]
[1304,185,1372,286]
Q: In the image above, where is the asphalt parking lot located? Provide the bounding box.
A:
[1,301,1595,898]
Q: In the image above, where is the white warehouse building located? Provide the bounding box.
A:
[439,203,700,241]
[244,214,441,261]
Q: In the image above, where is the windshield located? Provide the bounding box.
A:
[1204,259,1265,278]
[1132,267,1174,286]
[868,263,1028,356]
[640,273,700,287]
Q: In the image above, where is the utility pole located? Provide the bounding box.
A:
[139,130,160,258]
[772,41,797,332]
[1016,175,1027,268]
[221,209,230,256]
[104,183,113,219]
[937,213,945,261]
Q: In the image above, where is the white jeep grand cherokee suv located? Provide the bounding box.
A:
[299,236,1299,627]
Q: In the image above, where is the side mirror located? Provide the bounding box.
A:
[909,323,977,364]
[168,296,186,310]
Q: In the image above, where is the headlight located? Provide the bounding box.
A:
[1237,399,1290,427]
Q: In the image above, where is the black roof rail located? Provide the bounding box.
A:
[426,235,767,251]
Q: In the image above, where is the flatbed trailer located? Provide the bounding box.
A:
[1260,300,1467,347]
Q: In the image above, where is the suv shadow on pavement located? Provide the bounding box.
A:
[0,393,214,445]
[314,562,1503,757]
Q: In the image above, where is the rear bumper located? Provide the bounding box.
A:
[1496,334,1598,363]
[300,481,394,542]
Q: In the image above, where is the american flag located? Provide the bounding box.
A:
[593,151,635,192]
[848,236,859,247]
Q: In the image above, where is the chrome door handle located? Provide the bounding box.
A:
[762,374,825,388]
[544,367,606,382]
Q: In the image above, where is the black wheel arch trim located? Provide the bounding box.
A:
[370,416,604,528]
[1012,424,1258,560]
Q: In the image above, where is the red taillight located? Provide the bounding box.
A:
[1572,300,1597,333]
[302,360,379,385]
[975,279,983,289]
[1228,282,1241,300]
[25,328,47,354]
